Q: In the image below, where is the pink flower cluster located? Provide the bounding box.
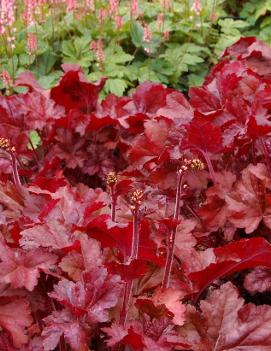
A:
[0,0,16,49]
[66,0,77,13]
[0,0,15,35]
[191,0,202,16]
[90,38,104,68]
[27,32,38,54]
[109,0,119,14]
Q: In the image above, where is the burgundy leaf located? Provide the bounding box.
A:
[189,237,271,295]
[51,68,106,113]
[223,37,271,75]
[183,115,223,154]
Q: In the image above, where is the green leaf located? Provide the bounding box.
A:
[218,19,249,35]
[255,0,271,20]
[19,53,35,66]
[88,70,104,81]
[107,50,133,64]
[137,64,161,83]
[61,36,93,68]
[37,50,57,76]
[130,21,144,48]
[28,131,41,150]
[104,78,128,96]
[38,71,62,89]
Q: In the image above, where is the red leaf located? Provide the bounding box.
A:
[189,86,221,114]
[0,332,17,351]
[86,216,163,265]
[0,236,57,291]
[225,163,271,233]
[51,68,106,113]
[136,288,186,326]
[103,316,189,351]
[127,117,172,169]
[102,323,144,350]
[11,91,64,130]
[114,179,133,197]
[200,282,271,350]
[107,259,148,281]
[247,115,271,139]
[189,237,271,295]
[157,91,193,124]
[223,37,271,75]
[131,82,170,115]
[49,268,121,322]
[42,310,89,351]
[183,115,223,154]
[244,267,271,294]
[197,170,236,231]
[0,299,33,348]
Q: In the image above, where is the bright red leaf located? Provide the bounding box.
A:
[51,67,106,113]
[189,237,271,296]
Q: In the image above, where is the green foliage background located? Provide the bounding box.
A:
[1,0,271,95]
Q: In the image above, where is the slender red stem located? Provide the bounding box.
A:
[162,171,184,289]
[119,206,140,326]
[119,280,133,326]
[129,207,140,262]
[260,138,271,178]
[202,151,216,183]
[10,152,22,189]
[110,184,117,222]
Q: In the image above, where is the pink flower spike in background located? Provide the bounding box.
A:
[27,32,37,55]
[163,30,170,40]
[0,0,16,35]
[97,37,104,68]
[191,0,202,15]
[109,0,119,14]
[66,0,78,13]
[1,69,12,86]
[114,15,123,30]
[157,12,165,29]
[130,0,139,18]
[143,24,152,43]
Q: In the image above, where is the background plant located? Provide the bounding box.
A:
[1,0,268,96]
[0,37,271,350]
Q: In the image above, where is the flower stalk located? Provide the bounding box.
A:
[129,189,143,261]
[0,137,22,189]
[119,189,143,326]
[162,159,205,289]
[106,171,118,222]
[162,169,183,289]
[260,138,271,178]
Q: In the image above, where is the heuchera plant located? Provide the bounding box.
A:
[1,37,271,351]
